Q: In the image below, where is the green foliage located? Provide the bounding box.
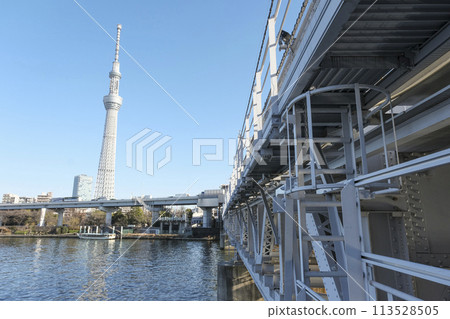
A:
[67,211,86,228]
[44,212,58,226]
[127,207,145,225]
[186,208,193,224]
[143,211,152,225]
[111,207,145,226]
[2,211,39,226]
[112,209,128,226]
[55,226,69,234]
[24,216,36,226]
[84,210,106,225]
[159,210,172,218]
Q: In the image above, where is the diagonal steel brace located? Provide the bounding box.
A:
[253,181,280,245]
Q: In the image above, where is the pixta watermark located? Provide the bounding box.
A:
[126,128,172,176]
[126,129,314,175]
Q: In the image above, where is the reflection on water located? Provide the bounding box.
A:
[0,238,230,301]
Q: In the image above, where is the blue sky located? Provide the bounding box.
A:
[0,0,300,199]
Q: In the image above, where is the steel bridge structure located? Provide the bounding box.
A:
[222,0,450,301]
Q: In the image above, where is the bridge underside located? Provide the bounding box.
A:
[223,0,450,301]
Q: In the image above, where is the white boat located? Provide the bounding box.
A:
[77,232,116,240]
[77,226,116,240]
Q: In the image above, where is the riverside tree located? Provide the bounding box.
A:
[111,207,145,226]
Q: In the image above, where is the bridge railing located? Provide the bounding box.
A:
[229,1,313,196]
[362,252,450,301]
[223,77,450,300]
[223,0,450,302]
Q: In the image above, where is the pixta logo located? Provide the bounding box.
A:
[192,138,237,166]
[126,128,172,176]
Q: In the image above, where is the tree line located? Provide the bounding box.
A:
[0,207,193,228]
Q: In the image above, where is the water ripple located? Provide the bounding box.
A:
[0,238,228,301]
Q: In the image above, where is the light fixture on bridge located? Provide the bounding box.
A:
[278,30,292,51]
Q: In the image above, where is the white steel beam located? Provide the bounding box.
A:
[362,252,450,287]
[268,17,278,97]
[341,181,366,300]
[253,71,263,138]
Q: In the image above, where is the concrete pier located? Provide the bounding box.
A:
[105,211,112,226]
[202,207,212,228]
[219,230,226,250]
[151,210,160,225]
[56,209,64,227]
[217,260,262,301]
[38,208,46,227]
[158,218,187,234]
[99,207,117,226]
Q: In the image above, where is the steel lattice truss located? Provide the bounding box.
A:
[94,25,123,199]
[223,83,450,301]
[222,0,450,301]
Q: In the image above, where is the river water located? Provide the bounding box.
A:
[0,237,230,301]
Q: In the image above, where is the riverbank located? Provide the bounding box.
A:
[0,233,218,241]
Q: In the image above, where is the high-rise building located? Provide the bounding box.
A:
[19,197,36,203]
[94,24,123,200]
[72,174,93,201]
[2,193,20,204]
[36,192,52,203]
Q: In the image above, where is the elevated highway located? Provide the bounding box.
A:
[0,196,201,210]
[0,192,222,228]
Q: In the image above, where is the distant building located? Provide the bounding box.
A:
[2,193,20,204]
[19,197,36,203]
[37,192,53,203]
[121,207,132,213]
[72,174,93,201]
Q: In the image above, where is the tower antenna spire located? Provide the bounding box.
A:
[95,24,123,201]
[114,24,122,62]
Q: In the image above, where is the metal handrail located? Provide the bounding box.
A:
[355,149,450,186]
[369,281,421,301]
[362,252,450,287]
[281,83,391,120]
[296,280,325,301]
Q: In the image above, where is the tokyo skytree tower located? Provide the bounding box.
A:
[94,24,123,199]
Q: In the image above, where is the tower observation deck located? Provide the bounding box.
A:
[94,24,123,199]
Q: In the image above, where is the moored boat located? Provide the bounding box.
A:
[77,232,116,240]
[77,226,116,240]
